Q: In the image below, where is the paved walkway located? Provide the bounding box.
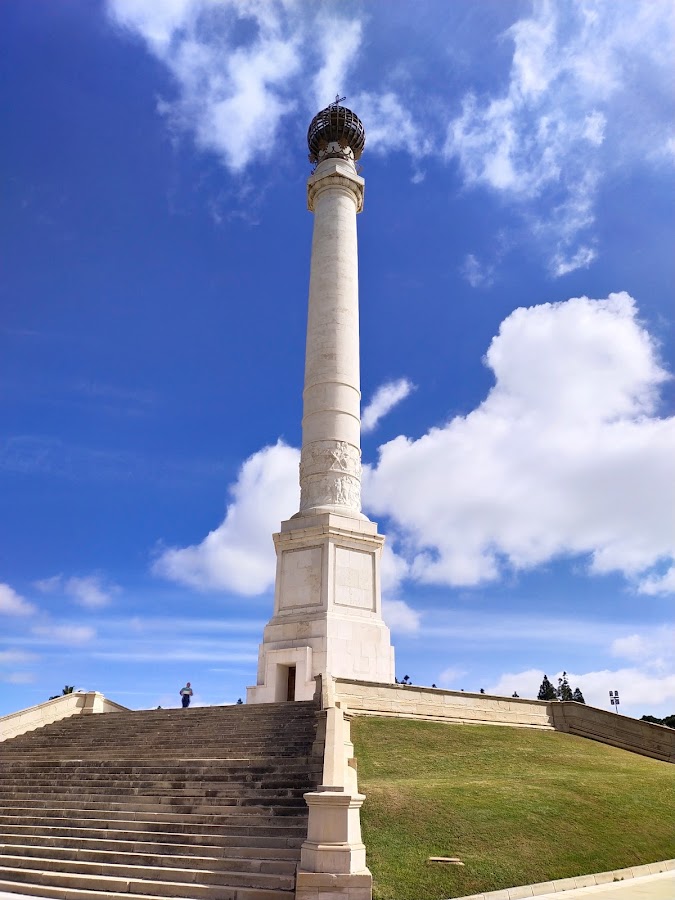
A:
[531,870,673,899]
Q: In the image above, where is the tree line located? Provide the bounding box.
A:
[537,672,585,703]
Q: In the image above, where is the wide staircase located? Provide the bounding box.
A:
[0,701,322,900]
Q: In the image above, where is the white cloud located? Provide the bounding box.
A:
[610,626,673,672]
[34,573,119,609]
[380,543,411,598]
[32,625,96,644]
[65,575,117,609]
[362,378,415,434]
[0,672,37,685]
[154,440,299,594]
[487,666,675,713]
[445,1,674,273]
[382,599,420,635]
[566,668,675,712]
[461,253,494,289]
[154,293,673,602]
[637,566,675,596]
[438,666,468,689]
[106,0,368,173]
[487,668,546,699]
[34,574,63,593]
[351,91,430,158]
[366,292,675,589]
[312,17,363,110]
[0,650,37,665]
[0,584,37,616]
[551,244,596,277]
[105,2,673,276]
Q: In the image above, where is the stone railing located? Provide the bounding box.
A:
[0,691,128,742]
[334,678,554,729]
[295,676,372,900]
[550,701,674,762]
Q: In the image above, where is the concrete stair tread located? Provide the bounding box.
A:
[2,825,303,849]
[0,843,297,874]
[0,855,295,890]
[0,835,301,859]
[0,799,306,815]
[0,873,292,899]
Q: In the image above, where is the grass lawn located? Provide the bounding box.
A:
[351,717,675,900]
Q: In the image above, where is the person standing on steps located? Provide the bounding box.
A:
[180,682,193,708]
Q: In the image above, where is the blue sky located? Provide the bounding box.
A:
[1,0,673,719]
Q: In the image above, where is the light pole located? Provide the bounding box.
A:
[609,689,620,713]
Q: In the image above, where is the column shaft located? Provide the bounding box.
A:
[299,159,365,518]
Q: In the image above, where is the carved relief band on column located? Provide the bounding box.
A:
[299,440,362,514]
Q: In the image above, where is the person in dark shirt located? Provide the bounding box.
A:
[180,682,193,708]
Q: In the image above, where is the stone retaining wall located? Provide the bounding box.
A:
[0,691,128,742]
[333,679,675,762]
[551,701,674,762]
[334,679,554,729]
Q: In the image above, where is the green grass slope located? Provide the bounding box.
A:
[351,717,675,900]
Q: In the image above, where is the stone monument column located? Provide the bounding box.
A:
[247,102,395,704]
[299,153,364,519]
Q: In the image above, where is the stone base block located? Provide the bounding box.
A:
[295,870,372,900]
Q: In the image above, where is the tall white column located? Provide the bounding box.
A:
[298,157,365,519]
[247,106,395,705]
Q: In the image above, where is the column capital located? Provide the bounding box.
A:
[308,159,365,213]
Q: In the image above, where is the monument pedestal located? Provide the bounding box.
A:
[247,513,394,703]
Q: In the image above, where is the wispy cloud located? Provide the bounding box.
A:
[362,378,415,434]
[445,1,673,274]
[0,650,38,665]
[105,1,673,275]
[0,435,226,484]
[0,584,37,617]
[32,624,96,644]
[107,0,366,173]
[0,672,37,685]
[637,566,675,597]
[35,573,119,609]
[65,576,117,610]
[461,253,494,289]
[382,599,421,635]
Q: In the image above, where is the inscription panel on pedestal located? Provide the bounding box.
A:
[279,546,323,610]
[334,546,375,611]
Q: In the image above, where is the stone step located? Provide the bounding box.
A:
[6,728,313,740]
[0,784,314,799]
[0,759,321,770]
[0,843,298,875]
[0,807,308,827]
[2,824,304,850]
[0,870,292,900]
[0,750,314,762]
[0,785,309,812]
[0,796,307,813]
[0,854,296,892]
[0,816,307,846]
[0,834,301,860]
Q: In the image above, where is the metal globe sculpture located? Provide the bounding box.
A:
[307,97,365,166]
